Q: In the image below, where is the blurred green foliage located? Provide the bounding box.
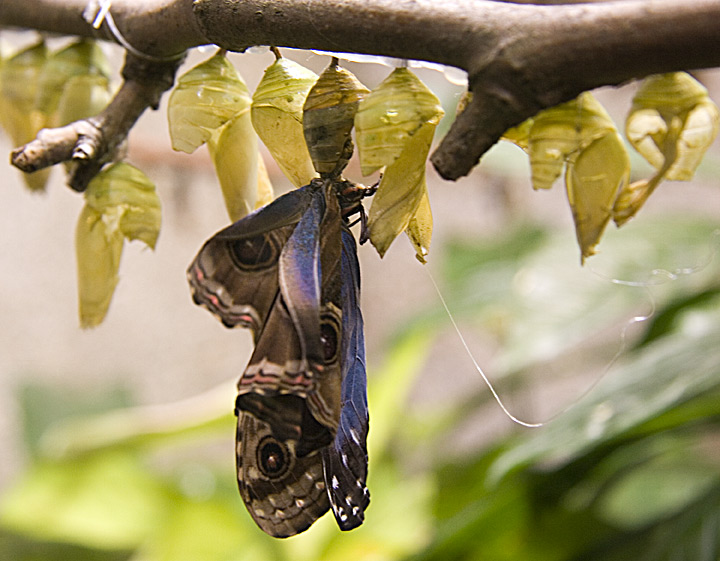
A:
[1,214,718,561]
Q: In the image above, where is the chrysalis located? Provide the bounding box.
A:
[303,58,369,176]
[504,92,630,262]
[56,74,112,127]
[168,52,270,221]
[208,111,267,222]
[614,72,720,226]
[76,204,124,329]
[354,67,443,260]
[251,54,318,187]
[0,41,50,191]
[167,52,251,154]
[76,163,161,327]
[626,72,719,181]
[36,40,111,127]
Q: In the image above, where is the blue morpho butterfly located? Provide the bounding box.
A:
[187,177,370,537]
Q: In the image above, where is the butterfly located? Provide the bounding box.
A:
[187,178,370,537]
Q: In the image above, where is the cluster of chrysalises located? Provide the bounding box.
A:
[0,39,165,327]
[502,74,719,262]
[168,50,445,261]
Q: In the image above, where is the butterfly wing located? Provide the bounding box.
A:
[236,412,330,538]
[237,183,343,452]
[234,182,346,536]
[322,228,370,531]
[187,184,316,335]
[189,180,364,537]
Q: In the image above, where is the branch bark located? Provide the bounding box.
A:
[2,0,720,180]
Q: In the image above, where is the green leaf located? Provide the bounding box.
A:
[138,491,273,561]
[367,327,435,459]
[38,382,235,458]
[0,451,168,550]
[17,383,133,458]
[596,449,719,529]
[488,320,720,483]
[574,484,720,561]
[0,528,132,561]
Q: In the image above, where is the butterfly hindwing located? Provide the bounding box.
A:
[236,412,330,538]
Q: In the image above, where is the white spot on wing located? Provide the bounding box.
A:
[349,427,361,445]
[331,475,339,489]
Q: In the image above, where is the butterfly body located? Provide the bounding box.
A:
[188,178,370,537]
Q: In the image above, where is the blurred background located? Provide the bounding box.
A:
[1,28,719,561]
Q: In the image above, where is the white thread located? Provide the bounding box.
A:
[589,229,720,288]
[424,228,719,429]
[83,0,184,62]
[424,268,543,428]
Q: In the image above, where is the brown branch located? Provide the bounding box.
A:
[2,0,720,181]
[11,52,183,191]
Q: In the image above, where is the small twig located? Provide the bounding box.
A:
[10,51,184,192]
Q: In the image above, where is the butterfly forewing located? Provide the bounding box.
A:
[237,182,343,448]
[187,185,316,335]
[323,229,370,530]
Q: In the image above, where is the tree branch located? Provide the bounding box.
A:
[2,0,720,180]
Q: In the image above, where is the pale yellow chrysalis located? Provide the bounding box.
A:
[0,41,50,191]
[255,154,274,209]
[504,92,630,261]
[76,205,124,328]
[251,56,318,187]
[355,67,444,176]
[355,68,444,260]
[77,163,161,327]
[56,74,112,127]
[626,72,719,181]
[405,186,433,264]
[366,123,437,258]
[37,40,111,126]
[168,52,251,154]
[207,111,263,222]
[615,72,720,226]
[566,132,629,261]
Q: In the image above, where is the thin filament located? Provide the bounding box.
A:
[424,268,543,428]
